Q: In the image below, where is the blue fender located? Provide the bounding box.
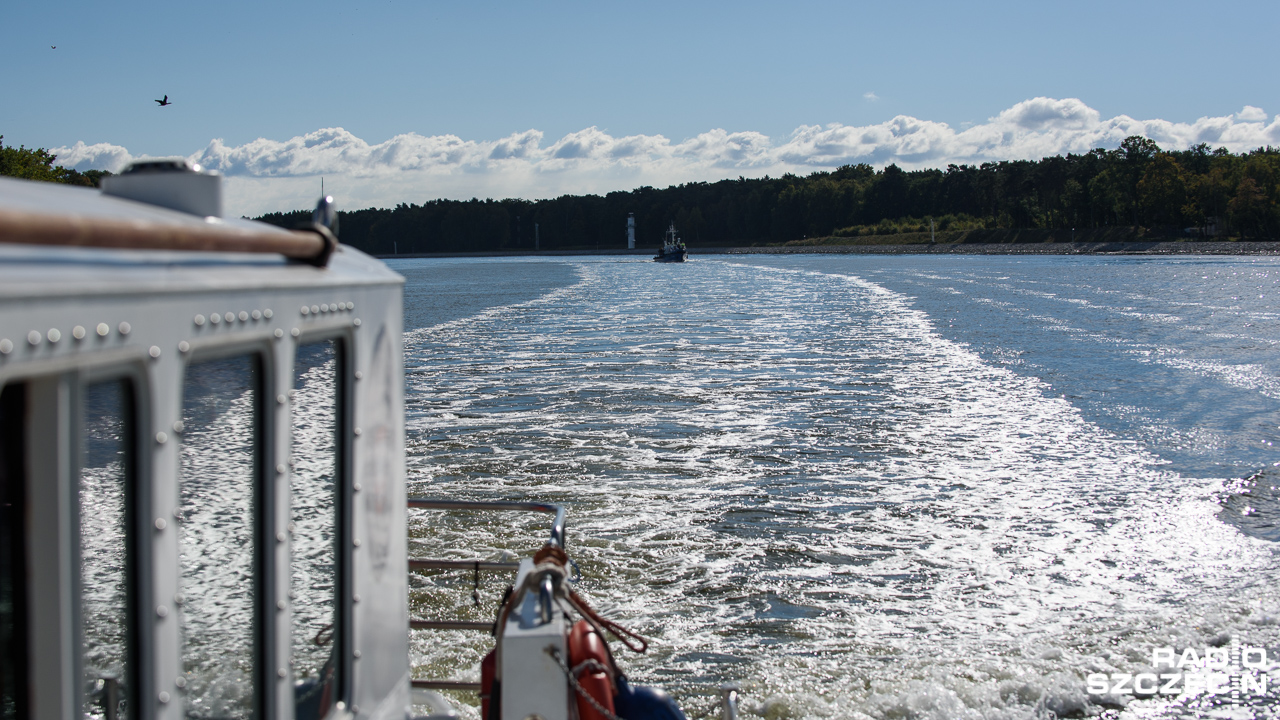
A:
[614,675,687,720]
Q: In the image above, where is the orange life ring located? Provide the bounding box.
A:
[567,620,616,720]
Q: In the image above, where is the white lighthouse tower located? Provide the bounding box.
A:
[627,213,636,249]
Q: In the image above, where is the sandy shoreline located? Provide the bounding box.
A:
[378,240,1280,260]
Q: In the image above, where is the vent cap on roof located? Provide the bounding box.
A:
[101,158,222,218]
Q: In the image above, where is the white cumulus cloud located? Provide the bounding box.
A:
[1237,105,1268,122]
[51,140,135,173]
[51,98,1280,217]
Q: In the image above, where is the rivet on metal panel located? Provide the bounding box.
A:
[223,313,234,324]
[353,538,361,548]
[149,346,161,358]
[118,322,131,335]
[353,319,361,327]
[178,341,190,353]
[308,305,318,314]
[73,326,86,340]
[194,315,206,327]
[239,311,249,322]
[0,339,11,355]
[291,328,300,337]
[210,314,221,325]
[274,328,284,339]
[264,309,274,319]
[174,677,186,689]
[97,323,110,336]
[353,427,361,436]
[47,329,61,343]
[276,531,286,543]
[277,669,287,679]
[27,331,41,346]
[354,371,363,380]
[353,483,362,492]
[300,306,310,316]
[156,606,168,618]
[174,593,184,605]
[353,594,361,603]
[321,304,329,313]
[154,518,167,531]
[155,432,168,444]
[352,651,361,660]
[251,310,262,320]
[349,303,356,311]
[350,706,359,715]
[173,420,185,433]
[276,464,287,475]
[158,692,170,704]
[173,508,182,519]
[277,600,286,610]
[277,394,287,405]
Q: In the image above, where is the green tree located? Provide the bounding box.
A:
[0,136,63,182]
[1228,177,1270,238]
[0,135,112,186]
[1138,153,1191,226]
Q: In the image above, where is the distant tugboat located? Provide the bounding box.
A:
[654,222,688,262]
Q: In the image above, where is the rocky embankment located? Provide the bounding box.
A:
[707,240,1280,256]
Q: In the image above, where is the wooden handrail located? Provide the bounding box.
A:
[0,207,337,267]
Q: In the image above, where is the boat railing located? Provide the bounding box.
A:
[719,684,740,720]
[86,674,121,720]
[406,499,741,720]
[407,498,566,548]
[405,498,566,694]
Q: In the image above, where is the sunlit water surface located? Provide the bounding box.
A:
[392,254,1280,720]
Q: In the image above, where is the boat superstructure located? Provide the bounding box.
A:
[0,169,735,720]
[0,170,407,720]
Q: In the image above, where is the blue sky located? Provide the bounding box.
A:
[6,1,1279,215]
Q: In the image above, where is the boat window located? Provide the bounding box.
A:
[0,384,27,720]
[178,355,261,720]
[80,380,135,720]
[290,341,343,720]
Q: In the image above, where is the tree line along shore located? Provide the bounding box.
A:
[4,134,1277,254]
[256,137,1279,255]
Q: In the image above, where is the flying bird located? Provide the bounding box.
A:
[51,45,56,49]
[155,95,172,107]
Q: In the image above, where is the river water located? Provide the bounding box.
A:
[394,254,1280,720]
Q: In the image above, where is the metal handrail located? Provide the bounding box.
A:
[411,680,483,692]
[89,675,120,720]
[720,684,740,720]
[406,498,566,549]
[409,620,492,631]
[409,559,520,572]
[407,498,568,698]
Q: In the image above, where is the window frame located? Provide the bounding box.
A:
[288,332,354,719]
